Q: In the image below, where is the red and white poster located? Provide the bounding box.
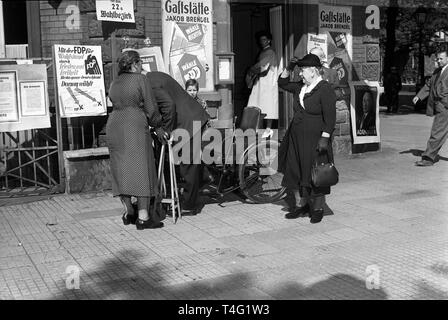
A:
[161,0,214,91]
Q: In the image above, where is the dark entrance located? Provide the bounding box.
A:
[230,2,285,133]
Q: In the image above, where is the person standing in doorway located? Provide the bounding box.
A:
[383,66,402,113]
[415,46,448,167]
[246,30,279,138]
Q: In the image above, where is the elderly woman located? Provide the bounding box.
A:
[106,50,169,230]
[278,53,337,224]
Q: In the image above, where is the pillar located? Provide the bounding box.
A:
[214,0,233,128]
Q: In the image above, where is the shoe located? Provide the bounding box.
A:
[415,159,434,167]
[122,212,137,225]
[261,128,273,139]
[285,204,310,219]
[135,219,164,230]
[310,209,324,224]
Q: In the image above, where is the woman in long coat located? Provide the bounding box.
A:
[278,54,336,224]
[106,51,168,230]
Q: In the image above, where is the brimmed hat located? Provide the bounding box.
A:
[296,54,322,68]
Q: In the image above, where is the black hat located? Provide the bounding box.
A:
[296,53,322,68]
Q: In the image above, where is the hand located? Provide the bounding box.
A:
[286,57,299,71]
[317,137,329,153]
[412,96,419,105]
[155,127,170,144]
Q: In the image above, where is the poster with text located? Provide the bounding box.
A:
[96,0,135,23]
[307,33,328,63]
[0,64,50,132]
[124,47,167,73]
[54,45,107,118]
[349,81,381,144]
[161,0,214,91]
[318,4,352,85]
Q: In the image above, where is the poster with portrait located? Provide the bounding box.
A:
[54,44,107,118]
[349,81,382,144]
[161,0,214,91]
[318,4,352,85]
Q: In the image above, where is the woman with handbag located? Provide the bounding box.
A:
[278,53,337,224]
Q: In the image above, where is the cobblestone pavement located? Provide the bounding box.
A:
[1,110,448,300]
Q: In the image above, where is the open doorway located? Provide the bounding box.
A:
[230,2,283,128]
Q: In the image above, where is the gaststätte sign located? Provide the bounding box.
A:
[54,45,107,118]
[162,0,214,91]
[96,0,135,23]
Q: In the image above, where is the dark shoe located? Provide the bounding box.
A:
[310,209,324,224]
[122,212,137,225]
[415,159,434,167]
[136,219,164,230]
[285,204,310,219]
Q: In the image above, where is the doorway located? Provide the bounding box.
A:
[230,3,283,128]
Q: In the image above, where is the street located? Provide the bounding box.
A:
[1,107,447,300]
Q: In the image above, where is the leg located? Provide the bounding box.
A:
[179,164,202,212]
[136,196,149,220]
[285,188,310,219]
[135,196,163,230]
[309,195,325,224]
[120,195,136,225]
[421,110,448,162]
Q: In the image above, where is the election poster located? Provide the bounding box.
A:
[54,45,107,118]
[318,4,352,85]
[307,33,328,63]
[161,0,214,91]
[123,46,167,73]
[96,0,135,23]
[0,64,50,132]
[349,81,382,144]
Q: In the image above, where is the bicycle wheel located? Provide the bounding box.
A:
[238,139,286,203]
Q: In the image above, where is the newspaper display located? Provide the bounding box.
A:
[0,64,51,132]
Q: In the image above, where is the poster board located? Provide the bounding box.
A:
[0,64,50,132]
[318,4,353,85]
[349,81,382,144]
[54,44,107,118]
[161,0,214,91]
[123,46,167,73]
[96,0,135,23]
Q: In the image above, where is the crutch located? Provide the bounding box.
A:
[157,137,181,223]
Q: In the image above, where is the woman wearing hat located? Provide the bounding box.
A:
[278,53,337,224]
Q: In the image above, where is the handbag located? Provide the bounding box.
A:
[311,151,339,188]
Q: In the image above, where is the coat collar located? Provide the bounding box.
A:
[303,79,326,98]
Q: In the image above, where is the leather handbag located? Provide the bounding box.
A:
[311,151,339,188]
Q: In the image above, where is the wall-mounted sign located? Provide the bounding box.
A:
[161,0,214,91]
[54,44,107,118]
[96,0,135,23]
[0,64,50,132]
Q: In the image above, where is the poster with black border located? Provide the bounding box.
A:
[349,81,382,144]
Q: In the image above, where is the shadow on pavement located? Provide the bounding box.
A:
[48,251,392,300]
[399,149,448,162]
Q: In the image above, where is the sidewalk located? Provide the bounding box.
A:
[1,109,448,300]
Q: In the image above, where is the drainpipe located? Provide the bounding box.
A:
[0,1,6,58]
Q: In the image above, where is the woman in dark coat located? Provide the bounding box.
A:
[278,54,336,224]
[106,51,168,230]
